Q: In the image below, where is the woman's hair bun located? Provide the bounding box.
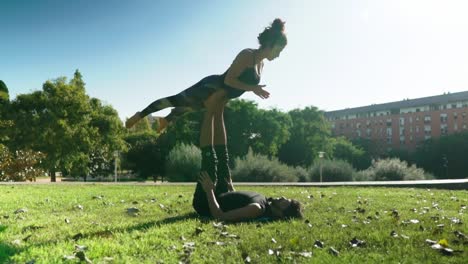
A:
[271,18,285,33]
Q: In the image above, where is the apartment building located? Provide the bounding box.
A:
[325,91,468,153]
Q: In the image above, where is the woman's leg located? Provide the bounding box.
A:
[192,91,225,216]
[213,100,235,193]
[126,93,192,129]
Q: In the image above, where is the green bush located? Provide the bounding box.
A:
[309,159,356,182]
[359,158,432,181]
[295,166,309,182]
[165,143,201,182]
[232,149,298,182]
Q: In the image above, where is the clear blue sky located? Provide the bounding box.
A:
[2,0,468,121]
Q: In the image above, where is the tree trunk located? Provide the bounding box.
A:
[50,169,56,182]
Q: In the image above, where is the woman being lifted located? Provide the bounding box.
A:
[126,18,287,195]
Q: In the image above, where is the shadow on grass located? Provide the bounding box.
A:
[0,243,20,263]
[79,212,201,240]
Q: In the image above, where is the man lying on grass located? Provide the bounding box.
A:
[193,171,303,222]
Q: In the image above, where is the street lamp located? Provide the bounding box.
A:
[318,151,325,182]
[113,151,119,182]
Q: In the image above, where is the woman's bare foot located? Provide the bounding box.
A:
[157,117,169,134]
[125,112,141,128]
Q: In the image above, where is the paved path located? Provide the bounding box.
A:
[1,179,466,190]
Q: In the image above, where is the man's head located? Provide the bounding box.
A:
[268,197,303,219]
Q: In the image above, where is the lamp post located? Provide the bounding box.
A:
[318,151,325,182]
[113,151,119,182]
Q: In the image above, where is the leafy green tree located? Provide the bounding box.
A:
[224,100,291,158]
[6,70,125,181]
[278,107,332,167]
[414,132,468,179]
[122,131,162,180]
[0,80,9,103]
[330,136,370,170]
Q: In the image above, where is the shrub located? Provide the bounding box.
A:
[165,143,201,182]
[0,145,46,181]
[294,166,309,182]
[360,158,432,181]
[309,159,356,182]
[232,149,298,182]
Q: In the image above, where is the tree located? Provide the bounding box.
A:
[0,80,9,103]
[224,100,291,158]
[122,131,162,180]
[278,107,332,167]
[330,136,370,170]
[6,70,126,181]
[414,132,468,179]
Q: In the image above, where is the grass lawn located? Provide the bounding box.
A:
[0,184,466,263]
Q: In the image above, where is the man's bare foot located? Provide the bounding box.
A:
[125,112,141,128]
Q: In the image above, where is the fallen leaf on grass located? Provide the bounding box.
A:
[126,207,139,216]
[314,240,324,248]
[241,252,251,263]
[329,247,339,256]
[14,208,28,214]
[390,231,398,237]
[194,227,204,235]
[75,251,92,263]
[75,244,88,251]
[292,251,312,258]
[271,238,277,244]
[454,231,467,240]
[75,205,84,210]
[349,237,366,247]
[268,249,281,257]
[72,233,84,241]
[65,218,70,224]
[22,225,44,232]
[212,222,225,229]
[224,233,239,239]
[92,195,103,200]
[209,241,226,246]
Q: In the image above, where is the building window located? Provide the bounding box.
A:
[356,122,361,129]
[454,112,458,120]
[387,137,392,144]
[366,128,371,137]
[424,125,431,135]
[424,116,431,123]
[440,124,448,136]
[399,117,405,126]
[409,116,413,123]
[463,112,466,119]
[454,123,458,131]
[386,127,392,136]
[416,116,420,122]
[440,113,448,123]
[452,104,457,109]
[416,108,420,112]
[425,135,431,140]
[356,130,361,137]
[399,127,405,136]
[386,119,392,126]
[416,126,420,133]
[463,124,467,130]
